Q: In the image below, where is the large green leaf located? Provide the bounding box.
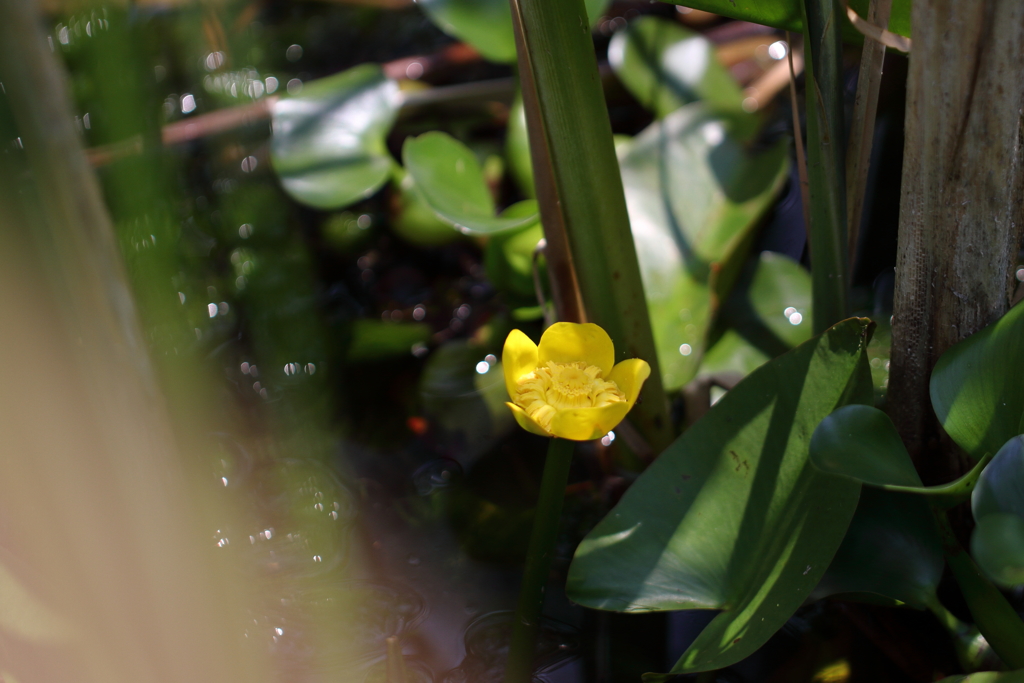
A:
[402,132,539,235]
[608,17,752,136]
[931,302,1024,460]
[811,488,943,609]
[271,64,400,210]
[810,405,992,507]
[972,513,1024,588]
[621,104,788,390]
[657,0,910,39]
[973,435,1024,520]
[566,318,872,675]
[417,0,610,64]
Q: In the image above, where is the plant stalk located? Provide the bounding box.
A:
[934,508,1024,668]
[845,0,892,276]
[509,0,674,453]
[801,0,849,333]
[505,437,575,683]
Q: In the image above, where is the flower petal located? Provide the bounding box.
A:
[549,403,631,441]
[607,358,651,407]
[537,322,615,376]
[507,402,552,437]
[502,329,539,400]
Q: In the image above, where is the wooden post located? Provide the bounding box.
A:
[889,0,1024,484]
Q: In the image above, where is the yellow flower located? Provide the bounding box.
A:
[502,322,650,441]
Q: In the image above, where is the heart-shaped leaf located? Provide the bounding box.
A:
[621,104,788,390]
[972,435,1024,521]
[403,132,539,235]
[566,318,872,675]
[930,302,1024,460]
[271,64,401,210]
[810,405,991,507]
[971,513,1024,588]
[811,488,943,609]
[608,16,752,135]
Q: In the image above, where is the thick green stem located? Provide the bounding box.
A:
[801,0,849,333]
[926,597,998,672]
[505,438,575,683]
[934,509,1024,668]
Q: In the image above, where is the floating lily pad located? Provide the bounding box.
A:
[931,302,1024,461]
[271,64,401,210]
[567,318,872,675]
[403,132,539,234]
[620,104,788,390]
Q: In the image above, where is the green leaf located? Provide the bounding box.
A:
[812,488,943,609]
[810,405,993,507]
[417,0,610,64]
[972,435,1024,520]
[972,513,1024,588]
[937,673,1024,683]
[811,405,922,486]
[621,104,788,390]
[270,64,401,210]
[566,318,872,675]
[484,218,545,299]
[390,169,462,247]
[931,303,1024,461]
[657,0,910,39]
[402,132,539,235]
[608,17,752,135]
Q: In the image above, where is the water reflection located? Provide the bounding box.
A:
[437,611,580,683]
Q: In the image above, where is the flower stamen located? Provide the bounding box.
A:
[514,361,626,433]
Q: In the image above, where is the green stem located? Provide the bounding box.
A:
[505,437,575,683]
[509,0,674,453]
[926,597,997,672]
[934,508,1024,668]
[801,0,849,333]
